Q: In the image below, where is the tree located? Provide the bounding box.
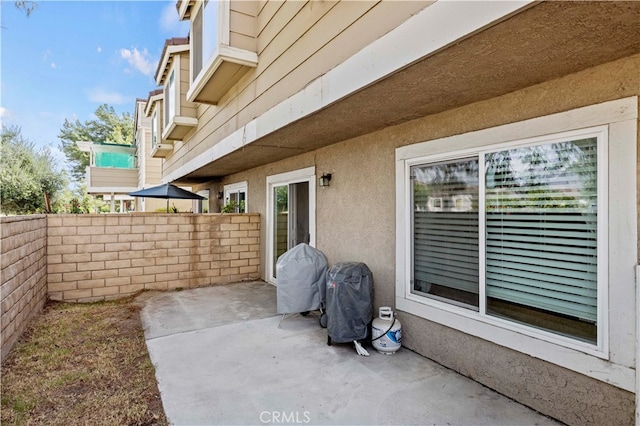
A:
[57,182,107,214]
[15,1,37,16]
[0,126,68,214]
[58,104,134,181]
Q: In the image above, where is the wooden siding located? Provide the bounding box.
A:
[144,128,163,186]
[179,54,197,119]
[229,0,258,51]
[153,100,164,142]
[89,167,138,189]
[164,0,431,178]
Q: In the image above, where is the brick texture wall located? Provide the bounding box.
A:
[47,213,260,302]
[1,215,48,362]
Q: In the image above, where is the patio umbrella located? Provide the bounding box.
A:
[128,183,205,212]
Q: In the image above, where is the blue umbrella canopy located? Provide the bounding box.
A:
[128,184,205,212]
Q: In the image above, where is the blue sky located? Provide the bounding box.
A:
[1,0,189,168]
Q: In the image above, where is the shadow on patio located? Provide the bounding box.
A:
[137,281,558,425]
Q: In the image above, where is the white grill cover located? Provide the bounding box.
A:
[276,243,328,314]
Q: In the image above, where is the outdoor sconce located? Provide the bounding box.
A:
[319,173,332,187]
[217,191,224,200]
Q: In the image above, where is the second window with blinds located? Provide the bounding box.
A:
[411,131,602,345]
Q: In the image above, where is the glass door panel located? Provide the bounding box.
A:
[273,185,289,277]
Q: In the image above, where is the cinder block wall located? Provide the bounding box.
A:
[1,215,48,362]
[47,214,260,302]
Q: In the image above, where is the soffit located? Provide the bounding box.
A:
[177,1,640,184]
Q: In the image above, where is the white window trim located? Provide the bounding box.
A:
[223,181,248,212]
[265,166,316,284]
[405,127,608,352]
[396,97,637,392]
[189,0,230,85]
[164,63,178,133]
[151,110,158,148]
[161,55,197,142]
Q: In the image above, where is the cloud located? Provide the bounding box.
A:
[87,88,130,105]
[97,46,102,53]
[50,62,57,69]
[119,47,155,76]
[42,49,52,62]
[159,2,189,34]
[0,107,12,119]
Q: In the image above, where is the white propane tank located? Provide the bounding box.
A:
[372,307,401,355]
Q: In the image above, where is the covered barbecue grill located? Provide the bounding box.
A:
[325,262,373,345]
[275,243,328,316]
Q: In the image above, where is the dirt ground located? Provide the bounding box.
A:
[1,297,167,425]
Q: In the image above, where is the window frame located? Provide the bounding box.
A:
[164,68,176,132]
[190,0,229,85]
[406,127,608,353]
[265,167,316,284]
[151,110,158,148]
[223,181,248,213]
[395,97,637,391]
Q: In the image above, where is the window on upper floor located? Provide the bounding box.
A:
[192,0,218,83]
[151,110,158,148]
[164,70,176,131]
[186,0,257,105]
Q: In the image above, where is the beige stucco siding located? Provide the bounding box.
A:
[200,54,640,425]
[164,0,431,178]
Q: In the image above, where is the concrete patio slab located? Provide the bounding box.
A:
[140,281,558,425]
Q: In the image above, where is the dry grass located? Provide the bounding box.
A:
[1,298,167,425]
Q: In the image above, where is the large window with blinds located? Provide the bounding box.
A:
[411,134,601,344]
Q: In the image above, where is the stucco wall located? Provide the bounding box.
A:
[47,214,260,302]
[1,215,48,362]
[204,54,640,424]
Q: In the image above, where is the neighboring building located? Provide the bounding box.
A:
[132,97,194,213]
[149,1,640,423]
[76,140,138,213]
[78,98,199,213]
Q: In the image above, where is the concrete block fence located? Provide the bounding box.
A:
[47,214,260,302]
[1,215,48,362]
[1,213,260,362]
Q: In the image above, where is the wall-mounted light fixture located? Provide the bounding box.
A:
[217,191,224,200]
[319,173,332,187]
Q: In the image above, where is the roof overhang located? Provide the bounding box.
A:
[76,141,136,154]
[144,91,164,117]
[156,43,190,86]
[168,1,640,185]
[177,0,195,21]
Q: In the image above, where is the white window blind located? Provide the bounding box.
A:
[485,138,598,322]
[412,158,479,307]
[411,137,599,339]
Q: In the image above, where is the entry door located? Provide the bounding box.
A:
[267,167,316,283]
